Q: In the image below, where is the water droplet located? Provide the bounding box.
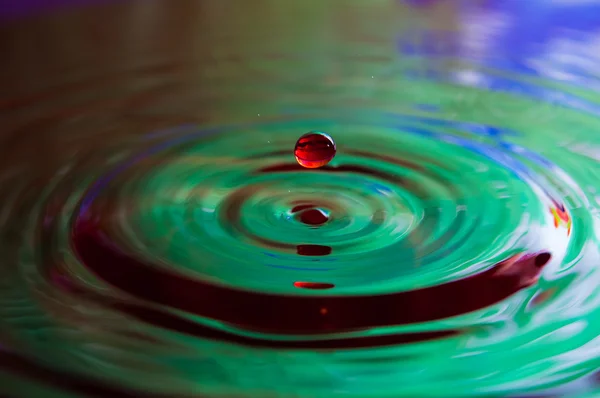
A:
[294,132,336,169]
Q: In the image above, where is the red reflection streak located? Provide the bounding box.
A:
[71,213,551,335]
[294,282,335,290]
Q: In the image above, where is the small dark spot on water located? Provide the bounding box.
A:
[298,209,329,225]
[290,203,330,225]
[296,245,332,256]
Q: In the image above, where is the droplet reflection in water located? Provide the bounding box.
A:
[294,132,337,168]
[293,281,335,290]
[291,204,330,225]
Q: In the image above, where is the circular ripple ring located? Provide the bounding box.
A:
[55,115,562,326]
[20,112,577,396]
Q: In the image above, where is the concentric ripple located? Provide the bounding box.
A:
[2,119,593,397]
[12,110,576,396]
[74,117,557,298]
[2,1,600,397]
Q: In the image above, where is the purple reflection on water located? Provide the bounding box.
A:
[0,0,125,20]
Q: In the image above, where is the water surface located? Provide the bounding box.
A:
[1,1,600,397]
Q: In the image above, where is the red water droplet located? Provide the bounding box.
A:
[293,282,335,290]
[294,132,336,169]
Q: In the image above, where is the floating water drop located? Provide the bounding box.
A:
[294,132,336,168]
